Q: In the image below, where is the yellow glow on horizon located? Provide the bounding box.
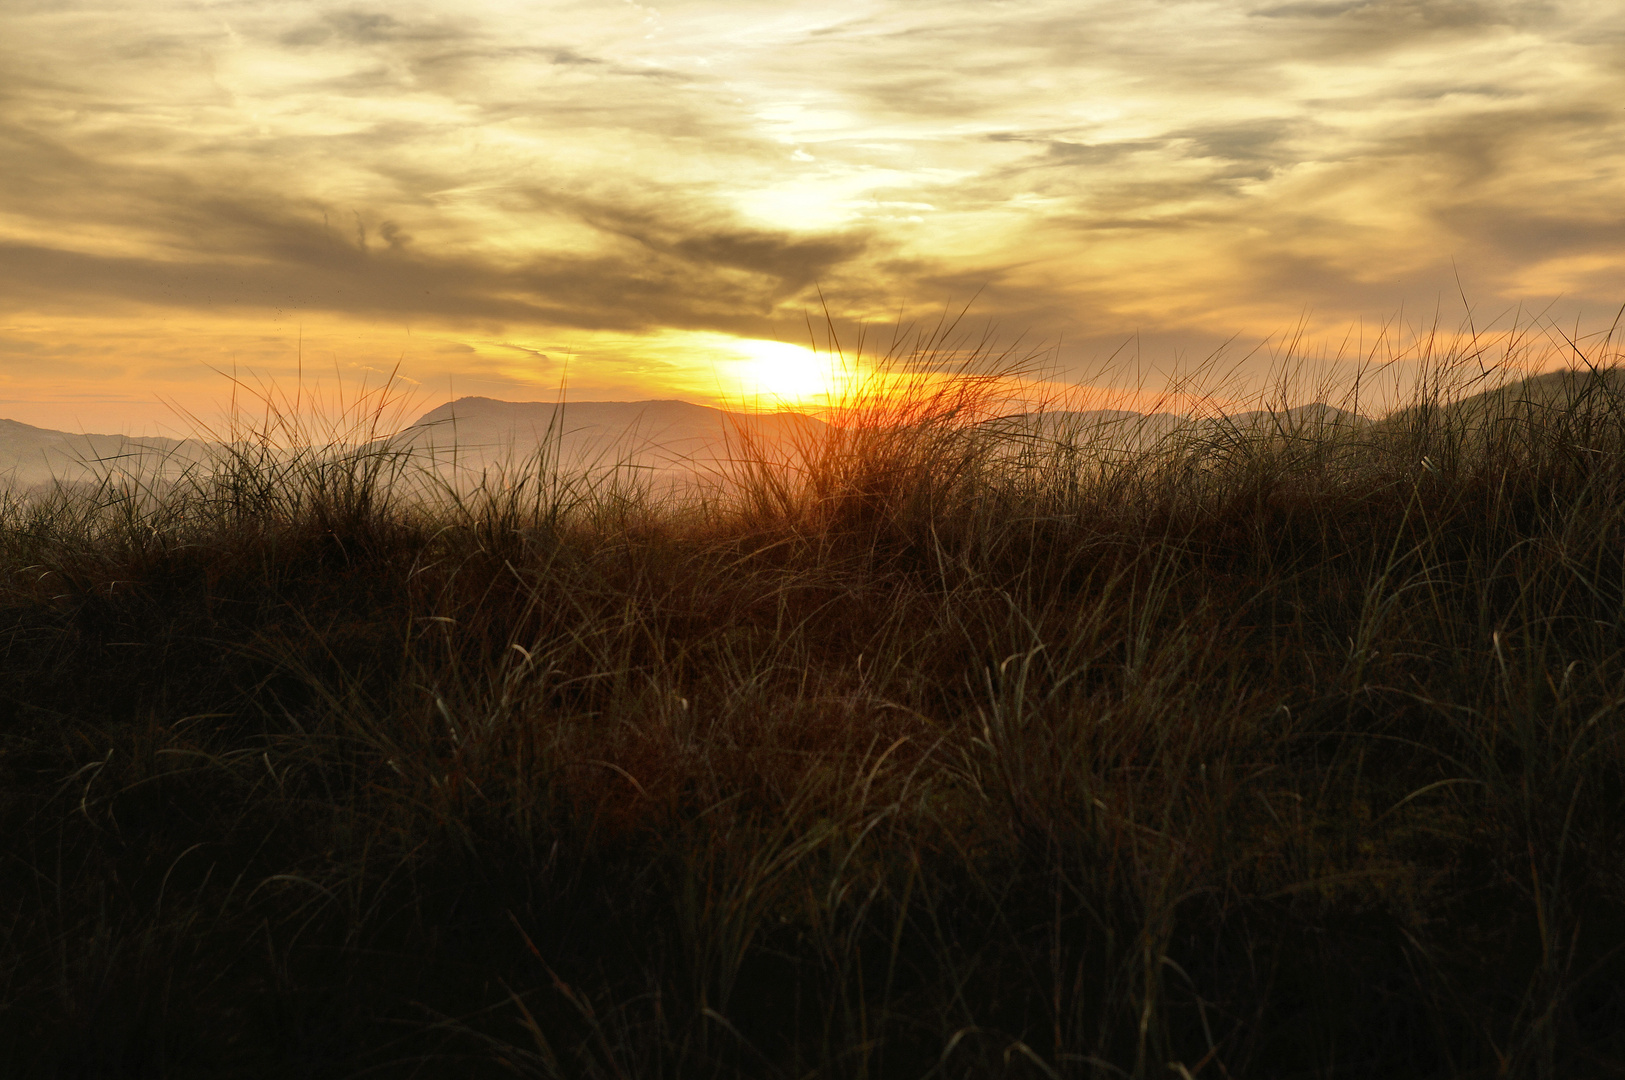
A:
[2,0,1623,430]
[713,336,850,409]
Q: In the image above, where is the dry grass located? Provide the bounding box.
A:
[3,318,1625,1078]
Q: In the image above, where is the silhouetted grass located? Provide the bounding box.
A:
[4,319,1625,1078]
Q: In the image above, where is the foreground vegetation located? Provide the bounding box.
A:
[4,328,1625,1078]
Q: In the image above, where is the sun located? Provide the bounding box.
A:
[721,337,847,408]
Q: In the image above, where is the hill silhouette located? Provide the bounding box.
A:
[3,371,1615,491]
[0,418,208,489]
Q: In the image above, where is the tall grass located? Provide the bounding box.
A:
[3,317,1625,1078]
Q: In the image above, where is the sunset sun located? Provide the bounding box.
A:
[721,337,847,408]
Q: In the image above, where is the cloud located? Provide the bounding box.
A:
[275,6,471,49]
[0,0,1622,417]
[0,157,876,339]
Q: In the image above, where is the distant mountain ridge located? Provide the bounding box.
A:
[983,402,1373,453]
[406,397,824,446]
[1379,366,1625,431]
[3,369,1617,489]
[396,397,827,480]
[0,417,208,489]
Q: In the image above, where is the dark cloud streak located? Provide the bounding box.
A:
[0,183,872,339]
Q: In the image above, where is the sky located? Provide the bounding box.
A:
[2,0,1624,432]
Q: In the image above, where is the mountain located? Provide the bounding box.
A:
[1377,366,1625,434]
[26,370,1617,496]
[980,410,1188,453]
[395,397,827,485]
[1227,402,1371,430]
[982,403,1372,455]
[0,397,1369,493]
[0,399,832,493]
[0,418,210,490]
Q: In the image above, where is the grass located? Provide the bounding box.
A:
[3,316,1625,1078]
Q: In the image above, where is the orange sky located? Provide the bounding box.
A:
[3,0,1624,432]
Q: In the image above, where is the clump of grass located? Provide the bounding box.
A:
[3,313,1625,1079]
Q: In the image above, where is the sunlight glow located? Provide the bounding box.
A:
[3,0,1624,427]
[718,337,849,408]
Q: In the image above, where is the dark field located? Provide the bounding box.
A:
[5,337,1625,1078]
